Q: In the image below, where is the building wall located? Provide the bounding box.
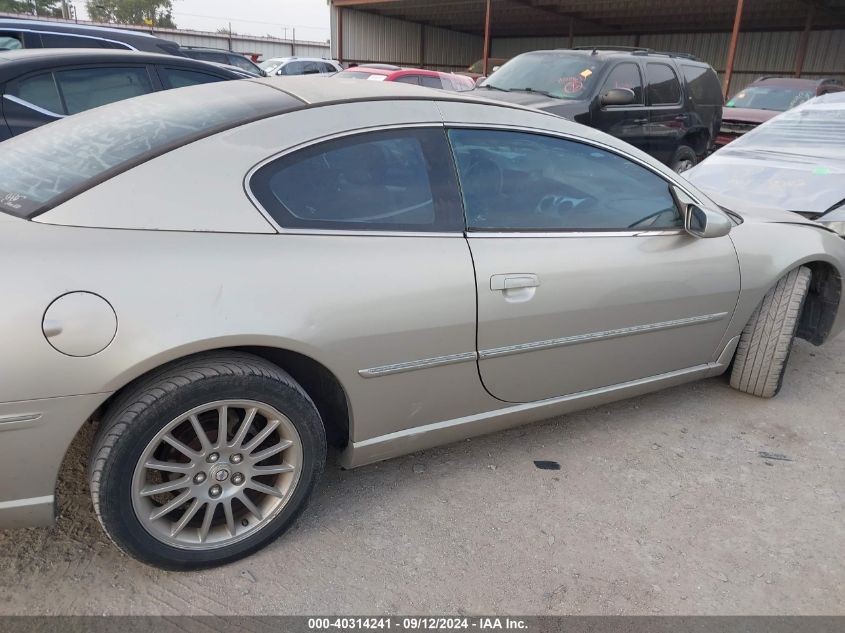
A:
[331,7,482,70]
[493,29,845,95]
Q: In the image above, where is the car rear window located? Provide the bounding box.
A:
[0,81,295,219]
[681,64,723,105]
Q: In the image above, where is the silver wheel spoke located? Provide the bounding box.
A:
[162,434,200,460]
[251,439,293,463]
[237,492,263,520]
[145,460,193,474]
[242,419,281,453]
[189,414,213,453]
[253,463,295,475]
[231,407,257,448]
[170,498,202,537]
[198,501,217,542]
[149,489,193,521]
[140,476,190,497]
[247,480,285,499]
[223,499,236,536]
[217,405,228,447]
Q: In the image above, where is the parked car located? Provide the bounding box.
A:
[0,49,243,140]
[0,17,182,55]
[687,91,845,236]
[338,64,475,91]
[474,46,724,172]
[259,56,342,76]
[459,57,508,80]
[181,46,264,77]
[1,78,843,570]
[716,76,844,147]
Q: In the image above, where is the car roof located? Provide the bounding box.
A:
[752,76,840,88]
[261,75,523,107]
[0,17,160,39]
[0,48,242,79]
[515,48,707,65]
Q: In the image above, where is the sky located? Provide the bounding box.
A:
[78,0,331,42]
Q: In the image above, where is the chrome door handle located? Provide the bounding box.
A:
[490,273,540,291]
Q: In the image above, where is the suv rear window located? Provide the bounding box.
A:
[0,82,293,218]
[681,64,723,105]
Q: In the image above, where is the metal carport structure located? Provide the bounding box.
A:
[330,0,845,96]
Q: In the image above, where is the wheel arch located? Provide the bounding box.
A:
[796,260,842,345]
[60,344,353,499]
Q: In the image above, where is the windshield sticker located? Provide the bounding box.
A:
[559,76,584,94]
[813,166,832,175]
[0,191,39,215]
[580,69,593,78]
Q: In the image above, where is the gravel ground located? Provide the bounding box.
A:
[1,335,843,615]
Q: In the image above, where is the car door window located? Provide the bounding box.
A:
[394,75,420,85]
[0,32,23,50]
[280,61,306,75]
[320,62,338,73]
[54,67,153,115]
[39,33,109,48]
[448,129,682,231]
[158,67,226,89]
[602,63,643,104]
[7,72,64,115]
[420,75,443,89]
[250,128,463,232]
[226,55,257,73]
[646,63,682,105]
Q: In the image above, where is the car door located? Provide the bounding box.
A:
[445,121,740,404]
[644,62,686,164]
[592,62,650,153]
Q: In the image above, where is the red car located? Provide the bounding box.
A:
[716,76,844,147]
[337,64,475,91]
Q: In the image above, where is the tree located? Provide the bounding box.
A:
[0,0,63,16]
[85,0,177,28]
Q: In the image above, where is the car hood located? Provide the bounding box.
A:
[687,148,845,216]
[721,107,779,124]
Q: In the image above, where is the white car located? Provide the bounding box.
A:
[259,56,342,76]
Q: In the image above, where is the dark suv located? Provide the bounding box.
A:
[475,47,724,172]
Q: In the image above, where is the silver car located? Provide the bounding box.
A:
[1,78,843,570]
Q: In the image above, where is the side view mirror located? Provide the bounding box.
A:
[600,88,636,106]
[684,203,732,238]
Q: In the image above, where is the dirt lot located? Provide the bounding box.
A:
[1,335,843,615]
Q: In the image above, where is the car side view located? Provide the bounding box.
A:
[475,46,724,172]
[0,78,842,570]
[0,49,243,140]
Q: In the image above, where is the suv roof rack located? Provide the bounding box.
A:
[566,45,701,61]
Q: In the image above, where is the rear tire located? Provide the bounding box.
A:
[730,267,812,398]
[89,351,326,570]
[670,144,698,173]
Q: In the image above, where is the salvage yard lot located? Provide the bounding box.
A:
[2,335,843,615]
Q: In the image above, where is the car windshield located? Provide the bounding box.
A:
[480,52,603,99]
[0,82,286,218]
[727,85,815,111]
[259,59,285,73]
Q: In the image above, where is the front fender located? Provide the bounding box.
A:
[724,222,845,347]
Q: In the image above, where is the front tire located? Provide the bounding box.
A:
[730,267,812,398]
[89,352,326,570]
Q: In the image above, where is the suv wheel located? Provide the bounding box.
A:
[89,351,326,570]
[670,145,698,173]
